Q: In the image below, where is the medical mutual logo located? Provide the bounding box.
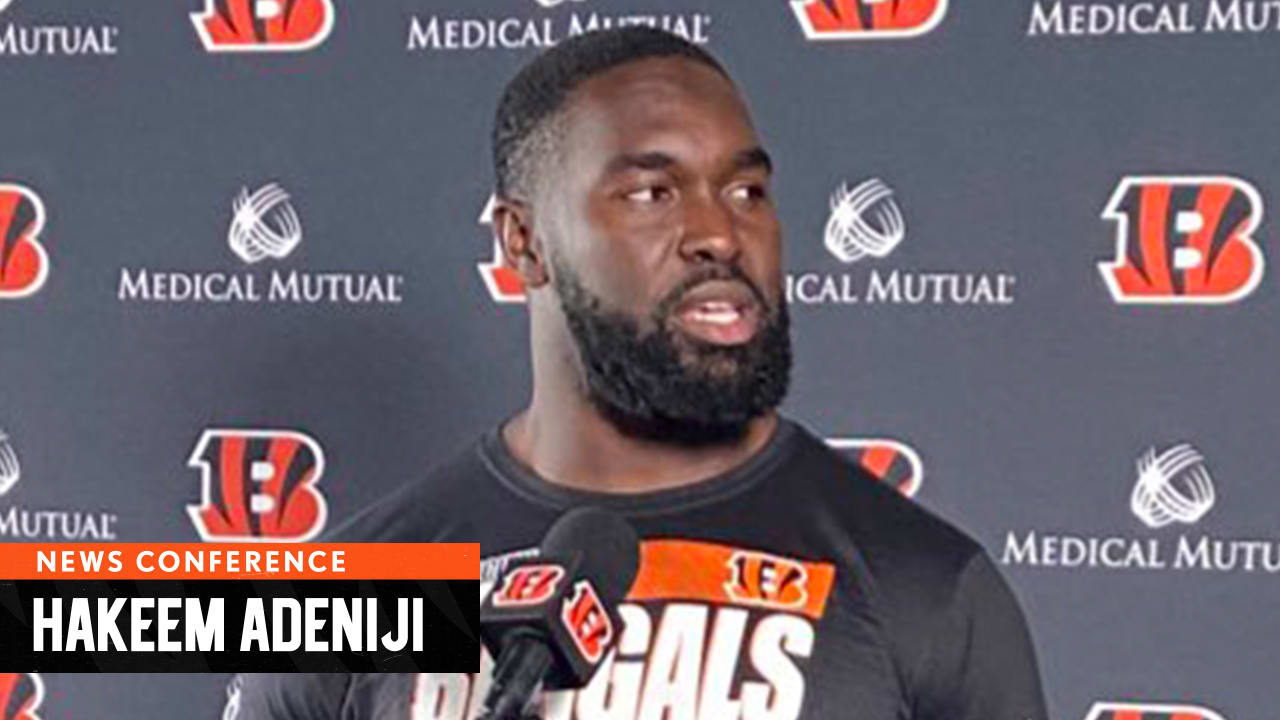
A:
[1130,444,1215,529]
[1029,0,1280,37]
[0,0,120,57]
[227,183,302,264]
[1002,441,1280,574]
[117,181,404,306]
[823,179,905,264]
[0,427,120,540]
[0,431,20,496]
[786,177,1017,307]
[407,0,711,53]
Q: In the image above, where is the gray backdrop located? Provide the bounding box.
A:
[1,0,1275,718]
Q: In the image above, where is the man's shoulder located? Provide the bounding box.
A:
[226,673,351,720]
[783,420,1013,668]
[226,673,416,720]
[783,420,985,585]
[323,434,500,542]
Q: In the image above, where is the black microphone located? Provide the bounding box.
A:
[478,507,641,720]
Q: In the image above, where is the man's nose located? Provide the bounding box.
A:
[677,192,741,264]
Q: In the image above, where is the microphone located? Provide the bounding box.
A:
[478,507,641,720]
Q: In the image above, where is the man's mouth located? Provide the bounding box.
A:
[669,280,762,346]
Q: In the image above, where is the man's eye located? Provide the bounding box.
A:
[729,184,768,203]
[624,186,673,204]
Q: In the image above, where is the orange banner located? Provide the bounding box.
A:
[0,543,478,580]
[629,540,836,620]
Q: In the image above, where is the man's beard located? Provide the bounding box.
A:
[552,256,792,446]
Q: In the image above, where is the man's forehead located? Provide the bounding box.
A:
[574,56,738,103]
[563,57,757,163]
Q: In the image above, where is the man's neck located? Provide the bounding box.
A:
[502,396,779,495]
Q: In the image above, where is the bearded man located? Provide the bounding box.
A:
[228,26,1048,720]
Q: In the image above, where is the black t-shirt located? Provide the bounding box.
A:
[227,418,1047,720]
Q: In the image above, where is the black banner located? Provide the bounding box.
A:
[0,579,478,672]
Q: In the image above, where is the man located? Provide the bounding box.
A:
[229,27,1048,720]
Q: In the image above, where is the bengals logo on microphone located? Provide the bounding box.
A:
[491,564,565,607]
[789,0,948,40]
[560,580,612,664]
[1084,701,1227,720]
[1100,176,1265,304]
[186,429,327,542]
[190,0,335,53]
[0,184,49,299]
[0,673,43,720]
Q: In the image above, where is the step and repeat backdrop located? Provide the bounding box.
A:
[2,0,1277,718]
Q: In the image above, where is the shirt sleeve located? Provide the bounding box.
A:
[912,551,1048,720]
[223,673,352,720]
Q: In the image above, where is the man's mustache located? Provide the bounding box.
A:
[653,265,772,321]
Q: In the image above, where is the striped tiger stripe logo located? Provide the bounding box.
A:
[1100,176,1265,304]
[0,673,43,720]
[1085,701,1228,720]
[790,0,947,40]
[191,0,334,52]
[826,437,923,497]
[186,428,328,542]
[0,184,49,299]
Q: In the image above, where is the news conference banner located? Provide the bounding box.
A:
[0,544,479,672]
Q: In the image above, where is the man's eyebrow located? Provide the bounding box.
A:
[733,146,773,174]
[603,152,677,175]
[601,147,773,176]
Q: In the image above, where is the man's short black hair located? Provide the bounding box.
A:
[492,26,729,200]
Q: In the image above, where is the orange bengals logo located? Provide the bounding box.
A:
[1084,701,1227,720]
[187,429,327,542]
[0,673,43,720]
[190,0,334,52]
[826,437,923,498]
[477,195,526,304]
[631,541,837,619]
[491,564,565,607]
[0,184,49,299]
[789,0,947,40]
[724,550,810,611]
[1100,176,1265,304]
[560,580,612,664]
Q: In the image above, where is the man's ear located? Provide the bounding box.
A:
[492,197,549,290]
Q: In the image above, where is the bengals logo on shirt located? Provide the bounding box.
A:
[414,541,837,720]
[186,429,328,542]
[0,673,43,720]
[725,550,809,610]
[190,0,334,52]
[789,0,948,40]
[1084,701,1227,720]
[0,184,49,299]
[1099,176,1265,304]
